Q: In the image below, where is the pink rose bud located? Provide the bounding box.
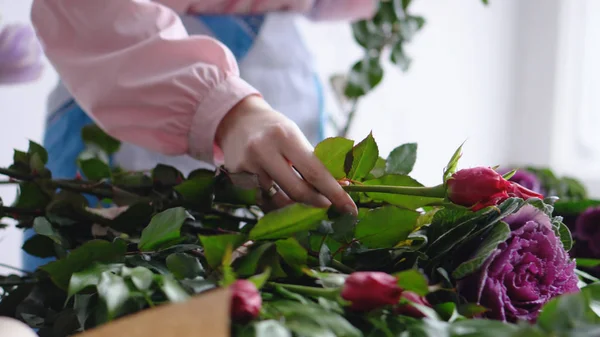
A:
[230,280,262,322]
[395,291,431,318]
[341,272,402,312]
[447,167,543,211]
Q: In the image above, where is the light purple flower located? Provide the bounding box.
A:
[457,205,579,322]
[497,168,543,195]
[0,23,44,85]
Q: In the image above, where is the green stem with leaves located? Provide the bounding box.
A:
[343,183,446,198]
[269,282,340,299]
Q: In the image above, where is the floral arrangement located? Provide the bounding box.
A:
[0,18,44,85]
[1,128,599,337]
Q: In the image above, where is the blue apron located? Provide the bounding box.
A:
[22,13,327,271]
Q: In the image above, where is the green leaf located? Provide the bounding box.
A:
[443,142,465,183]
[235,242,274,276]
[97,272,129,320]
[68,263,122,299]
[552,218,573,251]
[33,217,69,248]
[457,303,488,318]
[331,213,357,244]
[14,182,51,210]
[166,253,204,280]
[369,157,387,179]
[252,320,291,337]
[577,258,600,268]
[269,301,362,337]
[139,207,190,251]
[174,170,215,210]
[41,239,127,290]
[314,137,355,179]
[155,275,190,303]
[363,175,442,209]
[111,202,154,234]
[250,204,328,240]
[537,283,600,334]
[386,143,417,175]
[554,199,600,216]
[452,221,510,279]
[355,206,419,248]
[390,42,411,72]
[248,268,272,290]
[22,234,58,258]
[198,234,246,268]
[78,158,111,181]
[276,238,308,270]
[319,243,332,268]
[28,140,48,164]
[121,266,154,291]
[449,319,520,337]
[152,164,184,186]
[347,132,379,181]
[345,55,384,98]
[29,153,45,174]
[81,124,121,155]
[394,269,429,296]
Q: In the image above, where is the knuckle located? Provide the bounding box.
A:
[246,137,263,154]
[265,123,291,140]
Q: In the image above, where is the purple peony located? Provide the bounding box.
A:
[497,168,543,195]
[0,23,44,85]
[457,205,579,322]
[575,206,600,256]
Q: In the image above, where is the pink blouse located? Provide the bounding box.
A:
[31,0,376,164]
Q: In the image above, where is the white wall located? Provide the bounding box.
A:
[302,0,519,187]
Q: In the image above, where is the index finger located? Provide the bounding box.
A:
[281,141,358,216]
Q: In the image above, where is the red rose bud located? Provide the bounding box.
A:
[447,167,513,211]
[230,280,262,322]
[395,291,431,318]
[341,272,402,312]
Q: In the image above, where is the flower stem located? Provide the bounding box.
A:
[342,183,446,198]
[269,282,340,299]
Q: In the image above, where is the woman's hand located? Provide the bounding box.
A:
[216,95,358,215]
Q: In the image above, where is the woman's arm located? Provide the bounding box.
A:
[31,0,259,164]
[169,0,376,21]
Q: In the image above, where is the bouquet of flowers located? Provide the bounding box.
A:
[1,127,599,337]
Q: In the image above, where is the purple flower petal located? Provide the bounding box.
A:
[457,205,579,322]
[0,24,44,85]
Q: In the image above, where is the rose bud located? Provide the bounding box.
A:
[448,167,544,211]
[341,272,402,312]
[395,291,431,318]
[230,280,262,322]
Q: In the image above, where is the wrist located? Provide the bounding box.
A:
[215,95,270,147]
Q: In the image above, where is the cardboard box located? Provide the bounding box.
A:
[76,288,231,337]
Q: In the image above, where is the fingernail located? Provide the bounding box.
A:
[342,203,358,216]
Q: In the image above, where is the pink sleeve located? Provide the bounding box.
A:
[30,0,259,164]
[308,0,378,21]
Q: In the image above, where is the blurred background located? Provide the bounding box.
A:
[1,0,599,273]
